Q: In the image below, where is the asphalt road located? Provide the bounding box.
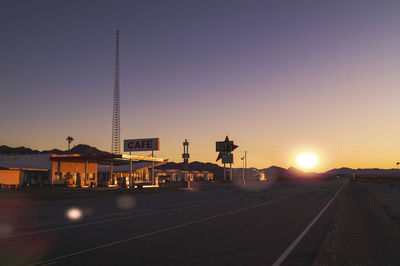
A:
[3,178,393,266]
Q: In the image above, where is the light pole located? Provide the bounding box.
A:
[241,155,246,186]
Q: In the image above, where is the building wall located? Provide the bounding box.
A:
[0,170,21,185]
[51,161,98,187]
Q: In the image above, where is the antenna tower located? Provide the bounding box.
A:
[111,29,121,154]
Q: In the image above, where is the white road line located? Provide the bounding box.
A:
[272,181,347,266]
[0,197,237,239]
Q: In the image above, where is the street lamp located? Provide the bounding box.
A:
[241,156,246,186]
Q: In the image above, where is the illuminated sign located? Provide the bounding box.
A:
[124,138,160,152]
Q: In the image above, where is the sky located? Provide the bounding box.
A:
[1,0,400,171]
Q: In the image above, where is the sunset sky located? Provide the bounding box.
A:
[1,0,400,171]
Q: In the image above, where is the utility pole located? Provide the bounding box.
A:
[241,156,246,186]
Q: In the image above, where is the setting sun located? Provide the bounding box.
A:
[296,152,318,170]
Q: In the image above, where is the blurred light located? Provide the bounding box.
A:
[0,223,13,236]
[66,207,82,221]
[296,152,318,170]
[116,195,136,209]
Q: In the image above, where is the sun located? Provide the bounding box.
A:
[296,152,318,170]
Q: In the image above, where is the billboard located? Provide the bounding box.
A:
[124,138,160,152]
[216,141,234,152]
[222,153,233,164]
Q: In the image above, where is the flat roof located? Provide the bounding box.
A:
[49,154,165,165]
[0,165,49,171]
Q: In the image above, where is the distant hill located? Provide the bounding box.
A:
[261,166,327,180]
[0,144,110,156]
[325,167,400,176]
[67,144,110,155]
[0,145,41,155]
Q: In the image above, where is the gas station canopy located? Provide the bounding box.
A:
[49,154,165,165]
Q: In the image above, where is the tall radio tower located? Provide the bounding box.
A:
[111,29,121,154]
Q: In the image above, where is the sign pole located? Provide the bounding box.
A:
[216,136,238,183]
[129,159,132,188]
[224,163,226,181]
[230,162,232,182]
[151,150,154,185]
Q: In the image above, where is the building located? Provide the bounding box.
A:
[99,161,167,187]
[202,171,214,181]
[0,153,165,188]
[165,169,184,182]
[0,154,52,187]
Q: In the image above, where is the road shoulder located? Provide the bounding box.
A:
[313,181,400,265]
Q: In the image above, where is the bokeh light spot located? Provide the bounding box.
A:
[116,195,136,209]
[0,223,13,236]
[65,207,83,221]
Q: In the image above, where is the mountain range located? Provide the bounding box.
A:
[0,144,109,156]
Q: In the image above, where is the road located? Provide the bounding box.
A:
[1,178,399,265]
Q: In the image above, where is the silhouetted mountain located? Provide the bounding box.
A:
[0,145,40,155]
[0,144,110,156]
[41,148,64,154]
[67,144,110,155]
[324,167,354,175]
[262,166,328,180]
[325,167,400,176]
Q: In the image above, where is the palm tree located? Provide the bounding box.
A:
[66,136,74,150]
[397,162,400,169]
